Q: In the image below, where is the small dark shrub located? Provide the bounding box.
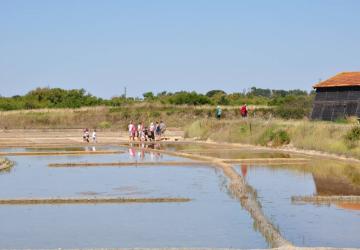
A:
[345,126,360,148]
[271,129,290,146]
[259,128,290,147]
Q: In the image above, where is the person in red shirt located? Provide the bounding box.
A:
[240,104,248,118]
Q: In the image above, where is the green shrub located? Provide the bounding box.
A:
[259,128,290,147]
[345,126,360,148]
[271,129,290,146]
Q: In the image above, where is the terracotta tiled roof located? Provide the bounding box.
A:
[313,72,360,88]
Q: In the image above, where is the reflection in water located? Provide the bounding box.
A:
[127,143,163,161]
[336,202,360,211]
[248,160,360,196]
[241,164,248,178]
[242,162,360,247]
[308,161,360,196]
[0,167,12,175]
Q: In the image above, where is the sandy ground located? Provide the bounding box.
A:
[0,128,183,147]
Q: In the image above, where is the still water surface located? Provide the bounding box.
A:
[1,145,360,248]
[0,147,267,249]
[237,164,360,248]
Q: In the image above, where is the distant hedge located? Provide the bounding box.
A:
[0,87,314,114]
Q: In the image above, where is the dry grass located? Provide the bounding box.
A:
[0,105,270,129]
[184,118,360,159]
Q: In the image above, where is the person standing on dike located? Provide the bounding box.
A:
[216,106,222,119]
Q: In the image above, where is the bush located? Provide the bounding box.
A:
[345,126,360,148]
[271,129,290,146]
[259,128,290,147]
[273,95,313,119]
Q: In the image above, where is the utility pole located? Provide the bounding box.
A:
[124,86,127,98]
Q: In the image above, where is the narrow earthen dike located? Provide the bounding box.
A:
[0,150,124,156]
[48,161,209,167]
[292,195,360,203]
[48,158,309,167]
[0,197,191,205]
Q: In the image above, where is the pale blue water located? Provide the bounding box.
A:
[238,165,360,248]
[0,148,267,249]
[2,146,360,248]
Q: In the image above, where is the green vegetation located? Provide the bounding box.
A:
[0,87,314,120]
[345,126,360,148]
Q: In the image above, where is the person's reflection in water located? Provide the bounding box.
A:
[150,151,155,161]
[241,164,248,178]
[128,143,136,160]
[154,143,162,161]
[140,143,145,160]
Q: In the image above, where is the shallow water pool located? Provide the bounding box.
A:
[0,148,267,249]
[237,163,360,248]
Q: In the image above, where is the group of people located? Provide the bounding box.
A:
[81,121,166,143]
[81,104,247,143]
[128,120,166,141]
[82,128,97,143]
[216,104,248,119]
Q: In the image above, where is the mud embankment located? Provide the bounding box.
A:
[292,195,360,204]
[48,161,208,167]
[0,197,191,205]
[0,150,124,156]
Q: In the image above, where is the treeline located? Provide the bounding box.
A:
[0,88,130,110]
[0,87,314,119]
[143,87,313,106]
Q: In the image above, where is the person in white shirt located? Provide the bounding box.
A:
[92,129,97,143]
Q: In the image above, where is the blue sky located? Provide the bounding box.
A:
[1,0,360,98]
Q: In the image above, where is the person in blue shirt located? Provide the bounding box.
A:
[216,106,222,119]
